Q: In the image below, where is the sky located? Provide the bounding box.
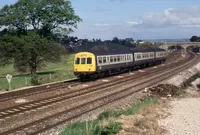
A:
[1,0,200,40]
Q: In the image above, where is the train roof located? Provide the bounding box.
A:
[89,49,131,55]
[88,48,166,56]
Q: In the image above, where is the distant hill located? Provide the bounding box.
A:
[145,39,190,43]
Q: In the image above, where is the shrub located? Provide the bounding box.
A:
[100,122,123,135]
[30,75,41,85]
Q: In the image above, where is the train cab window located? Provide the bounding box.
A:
[103,57,106,63]
[87,58,92,64]
[81,58,86,64]
[75,58,80,64]
[98,57,102,64]
[110,56,114,63]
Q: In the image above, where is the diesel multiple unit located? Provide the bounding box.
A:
[74,48,167,80]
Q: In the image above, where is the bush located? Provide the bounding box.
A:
[100,122,123,135]
[30,75,41,85]
[98,110,122,120]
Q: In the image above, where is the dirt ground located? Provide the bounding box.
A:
[159,87,200,135]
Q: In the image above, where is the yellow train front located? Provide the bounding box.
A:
[74,52,96,80]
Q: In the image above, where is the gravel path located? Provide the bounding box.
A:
[159,97,200,135]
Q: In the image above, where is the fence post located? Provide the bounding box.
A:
[25,77,28,86]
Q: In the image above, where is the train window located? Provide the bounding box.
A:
[81,58,86,64]
[124,55,127,61]
[103,57,106,63]
[130,55,132,60]
[75,58,80,64]
[107,57,110,63]
[120,56,123,61]
[110,56,113,62]
[117,56,120,61]
[114,56,117,62]
[87,58,92,64]
[98,57,102,64]
[126,55,128,60]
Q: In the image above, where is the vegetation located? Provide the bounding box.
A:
[175,89,186,96]
[0,0,82,36]
[0,31,66,74]
[182,72,200,88]
[0,0,81,74]
[0,54,75,90]
[60,97,157,135]
[190,36,200,42]
[100,122,123,135]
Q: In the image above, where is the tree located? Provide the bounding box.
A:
[0,0,81,74]
[0,31,65,74]
[112,37,119,44]
[190,36,200,42]
[0,0,82,36]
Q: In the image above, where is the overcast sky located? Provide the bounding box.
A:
[1,0,200,40]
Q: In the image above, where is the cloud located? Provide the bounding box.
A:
[131,5,200,29]
[94,23,120,27]
[127,21,143,26]
[71,5,200,40]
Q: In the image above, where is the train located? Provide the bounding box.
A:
[73,48,167,80]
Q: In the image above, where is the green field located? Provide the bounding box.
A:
[0,54,76,91]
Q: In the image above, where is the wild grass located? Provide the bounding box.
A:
[60,97,157,135]
[175,89,186,96]
[0,54,75,90]
[182,72,200,88]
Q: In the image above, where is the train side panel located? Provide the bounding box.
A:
[95,53,133,72]
[133,52,155,65]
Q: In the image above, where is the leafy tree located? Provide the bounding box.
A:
[0,31,65,74]
[136,42,155,48]
[0,0,82,36]
[112,37,119,44]
[190,36,200,42]
[0,0,81,74]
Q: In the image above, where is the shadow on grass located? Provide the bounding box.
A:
[10,71,57,78]
[36,71,57,75]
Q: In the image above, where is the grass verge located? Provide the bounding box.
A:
[60,97,157,135]
[182,72,200,88]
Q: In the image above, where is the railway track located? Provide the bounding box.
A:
[0,51,197,135]
[0,79,80,102]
